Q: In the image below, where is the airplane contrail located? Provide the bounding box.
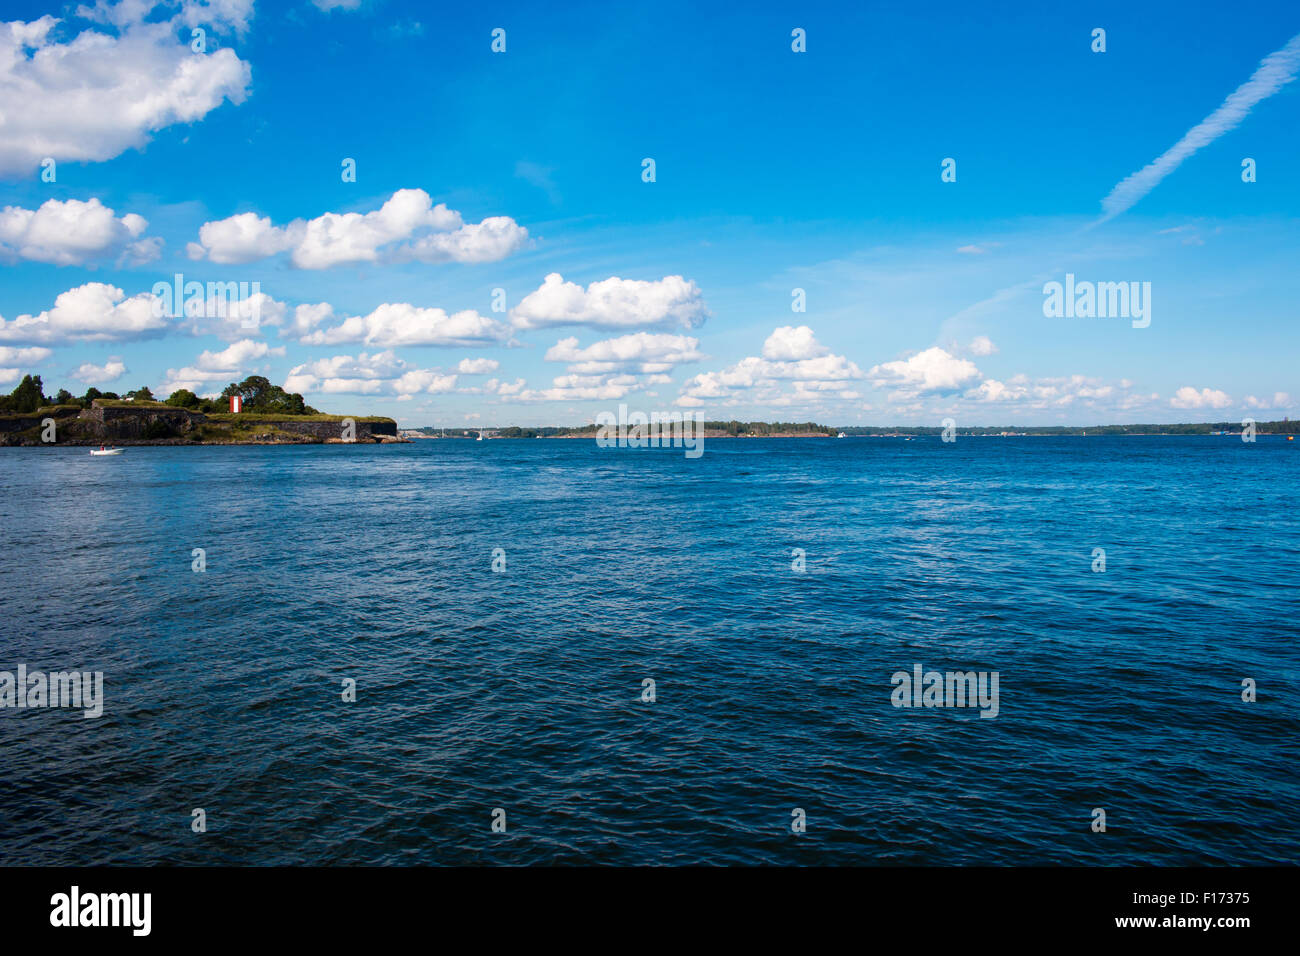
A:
[1098,30,1300,222]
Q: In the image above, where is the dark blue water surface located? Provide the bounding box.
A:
[1,436,1297,865]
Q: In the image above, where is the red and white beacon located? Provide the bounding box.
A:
[230,395,242,413]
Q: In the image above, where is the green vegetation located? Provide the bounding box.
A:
[0,374,48,414]
[421,418,1299,438]
[0,372,324,418]
[837,421,1298,436]
[219,375,317,415]
[709,420,835,436]
[164,388,202,409]
[0,373,393,446]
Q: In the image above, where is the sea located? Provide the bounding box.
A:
[1,436,1296,865]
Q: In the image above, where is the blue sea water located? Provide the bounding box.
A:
[0,436,1296,866]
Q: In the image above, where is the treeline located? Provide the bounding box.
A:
[0,374,317,416]
[423,419,1297,438]
[709,420,836,436]
[458,422,838,438]
[838,421,1296,436]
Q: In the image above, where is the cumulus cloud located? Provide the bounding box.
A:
[160,338,284,394]
[177,290,289,341]
[869,347,981,396]
[457,357,499,374]
[0,4,252,176]
[0,198,158,265]
[1099,31,1300,221]
[966,374,1142,411]
[0,345,52,366]
[515,373,646,403]
[510,273,708,331]
[544,332,705,374]
[1244,391,1293,410]
[295,301,510,347]
[761,325,829,361]
[968,335,998,356]
[188,189,528,268]
[676,327,863,408]
[520,331,707,402]
[1170,386,1232,410]
[72,358,127,384]
[284,351,458,399]
[0,282,169,343]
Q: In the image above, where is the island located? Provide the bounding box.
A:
[0,375,401,446]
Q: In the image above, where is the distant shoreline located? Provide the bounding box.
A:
[401,420,1297,440]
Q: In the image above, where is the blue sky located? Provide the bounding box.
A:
[0,0,1297,426]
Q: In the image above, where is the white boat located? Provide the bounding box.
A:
[89,447,123,456]
[837,432,846,438]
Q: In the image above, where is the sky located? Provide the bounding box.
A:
[0,0,1297,427]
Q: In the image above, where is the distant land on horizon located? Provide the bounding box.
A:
[402,419,1298,439]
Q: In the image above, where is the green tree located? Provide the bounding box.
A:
[54,388,74,406]
[165,388,202,408]
[7,374,47,414]
[126,385,155,402]
[220,375,317,415]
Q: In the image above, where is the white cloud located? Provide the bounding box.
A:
[510,273,708,331]
[676,327,863,408]
[189,189,528,268]
[186,212,292,265]
[457,357,499,374]
[1099,31,1300,221]
[544,332,705,374]
[284,351,458,399]
[179,290,289,341]
[968,335,998,356]
[0,198,158,265]
[160,338,284,394]
[967,374,1125,409]
[516,373,645,403]
[72,358,127,384]
[869,347,981,396]
[761,325,829,361]
[1244,391,1292,410]
[0,282,169,343]
[297,301,510,347]
[0,345,52,366]
[1169,386,1233,410]
[0,5,252,176]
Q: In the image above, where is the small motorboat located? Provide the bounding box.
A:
[90,447,123,456]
